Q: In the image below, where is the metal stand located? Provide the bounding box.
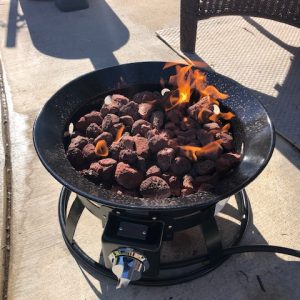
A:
[58,187,249,286]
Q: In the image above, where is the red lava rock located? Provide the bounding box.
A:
[216,132,234,150]
[163,174,181,197]
[102,114,120,131]
[99,158,117,181]
[119,101,140,120]
[80,169,100,183]
[90,162,103,174]
[146,165,161,178]
[133,91,154,103]
[131,120,152,136]
[82,144,98,162]
[86,123,102,138]
[100,103,119,117]
[196,129,215,146]
[145,128,160,139]
[119,149,138,165]
[136,156,147,173]
[182,175,195,196]
[111,94,129,107]
[195,173,219,186]
[75,116,88,132]
[94,132,113,146]
[171,156,191,176]
[167,139,178,148]
[84,111,103,126]
[110,123,124,137]
[203,122,220,131]
[157,148,175,171]
[134,136,149,158]
[164,122,177,131]
[69,135,88,150]
[139,103,154,120]
[119,135,136,151]
[216,153,241,173]
[149,135,168,153]
[115,162,143,189]
[187,96,212,120]
[66,148,85,169]
[109,142,121,160]
[160,129,175,139]
[195,160,216,175]
[197,183,214,192]
[150,111,164,129]
[166,109,182,124]
[120,115,134,128]
[140,176,171,199]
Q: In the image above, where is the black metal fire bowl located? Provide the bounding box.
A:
[33,61,275,212]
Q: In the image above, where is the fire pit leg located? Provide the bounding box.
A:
[201,207,223,263]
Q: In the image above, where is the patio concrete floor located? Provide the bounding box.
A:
[0,0,300,299]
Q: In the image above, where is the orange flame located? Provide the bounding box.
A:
[179,140,222,161]
[208,113,219,122]
[222,123,231,132]
[219,112,235,120]
[95,140,109,157]
[164,63,228,111]
[114,124,125,142]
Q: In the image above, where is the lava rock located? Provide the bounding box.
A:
[120,115,134,128]
[149,135,168,153]
[102,114,120,131]
[111,94,129,107]
[136,156,147,173]
[131,120,152,136]
[80,169,100,183]
[166,109,182,124]
[82,144,98,162]
[119,135,136,151]
[216,132,234,150]
[133,91,154,103]
[196,129,215,146]
[119,101,140,120]
[146,165,162,178]
[150,110,164,129]
[119,149,138,165]
[182,175,195,196]
[187,96,212,120]
[99,158,117,181]
[66,148,85,169]
[203,122,220,131]
[139,103,154,120]
[216,153,241,173]
[115,162,143,189]
[86,123,102,138]
[140,176,171,199]
[171,156,191,176]
[84,111,103,126]
[195,160,216,175]
[94,132,114,146]
[89,162,103,174]
[68,135,88,150]
[100,103,119,117]
[157,148,175,171]
[75,117,88,133]
[134,136,149,158]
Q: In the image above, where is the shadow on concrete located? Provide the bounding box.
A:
[6,0,129,69]
[75,198,300,299]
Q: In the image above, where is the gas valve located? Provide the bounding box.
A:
[109,248,149,288]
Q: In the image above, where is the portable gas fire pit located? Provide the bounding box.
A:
[33,62,299,288]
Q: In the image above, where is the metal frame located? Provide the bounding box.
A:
[58,187,250,286]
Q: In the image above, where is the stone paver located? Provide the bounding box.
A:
[0,0,299,299]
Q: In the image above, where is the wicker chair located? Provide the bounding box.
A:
[180,0,300,53]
